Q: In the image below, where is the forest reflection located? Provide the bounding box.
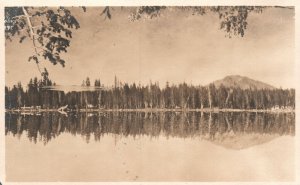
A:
[5,112,295,146]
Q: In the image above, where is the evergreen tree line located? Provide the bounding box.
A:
[5,77,295,110]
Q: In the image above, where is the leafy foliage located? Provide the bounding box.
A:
[129,6,167,20]
[210,6,264,37]
[5,6,290,74]
[129,6,266,38]
[5,7,80,69]
[5,7,27,41]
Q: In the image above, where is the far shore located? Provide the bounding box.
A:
[5,108,295,114]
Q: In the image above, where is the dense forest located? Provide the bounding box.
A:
[5,77,295,110]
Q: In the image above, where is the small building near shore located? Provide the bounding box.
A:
[271,105,280,111]
[87,104,94,109]
[21,106,32,110]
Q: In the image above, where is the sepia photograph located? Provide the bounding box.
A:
[2,4,297,183]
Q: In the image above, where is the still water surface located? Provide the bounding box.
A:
[5,112,295,181]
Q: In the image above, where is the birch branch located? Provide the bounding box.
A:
[22,7,42,74]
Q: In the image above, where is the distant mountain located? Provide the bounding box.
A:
[211,75,275,90]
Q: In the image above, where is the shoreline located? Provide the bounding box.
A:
[5,108,295,113]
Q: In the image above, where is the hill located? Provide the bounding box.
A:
[211,75,275,90]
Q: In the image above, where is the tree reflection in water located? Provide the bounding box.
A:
[5,112,295,148]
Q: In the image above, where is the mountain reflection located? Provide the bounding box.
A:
[5,112,295,148]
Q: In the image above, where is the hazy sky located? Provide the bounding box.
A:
[5,7,295,88]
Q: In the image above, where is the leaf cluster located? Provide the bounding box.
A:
[5,7,28,41]
[6,7,81,68]
[6,6,284,71]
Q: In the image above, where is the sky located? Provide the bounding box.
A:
[5,7,295,88]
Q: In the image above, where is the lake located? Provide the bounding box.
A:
[5,111,295,181]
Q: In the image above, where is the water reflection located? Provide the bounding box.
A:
[5,112,295,148]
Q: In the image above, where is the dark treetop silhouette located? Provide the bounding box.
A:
[5,75,295,111]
